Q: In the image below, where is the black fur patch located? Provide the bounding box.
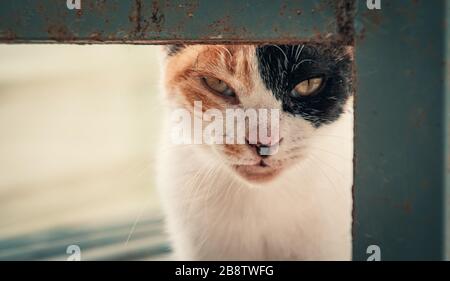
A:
[256,44,353,127]
[165,44,185,56]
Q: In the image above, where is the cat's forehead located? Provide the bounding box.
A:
[164,44,350,83]
[166,45,257,74]
[165,44,348,64]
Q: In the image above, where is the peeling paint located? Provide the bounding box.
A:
[0,0,350,44]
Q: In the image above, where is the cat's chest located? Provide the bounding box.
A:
[158,145,352,260]
[187,175,326,226]
[184,182,339,260]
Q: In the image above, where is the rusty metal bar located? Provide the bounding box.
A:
[0,0,346,44]
[353,0,448,261]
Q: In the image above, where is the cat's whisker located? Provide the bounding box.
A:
[295,156,344,200]
[183,162,217,205]
[185,167,227,251]
[309,155,346,199]
[123,162,160,245]
[308,152,349,181]
[309,134,353,140]
[292,59,316,71]
[197,168,227,247]
[305,146,353,161]
[295,44,305,61]
[185,159,223,203]
[197,172,248,253]
[269,44,289,68]
[124,199,149,246]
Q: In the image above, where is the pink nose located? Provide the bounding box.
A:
[245,137,283,158]
[245,135,280,146]
[258,136,275,146]
[247,122,281,147]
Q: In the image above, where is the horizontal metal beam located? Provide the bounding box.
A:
[0,0,347,44]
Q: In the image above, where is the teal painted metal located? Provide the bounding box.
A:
[354,0,447,260]
[0,0,343,43]
[445,0,450,261]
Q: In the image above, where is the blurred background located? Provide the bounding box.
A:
[0,45,170,260]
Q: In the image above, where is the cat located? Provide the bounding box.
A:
[156,44,354,260]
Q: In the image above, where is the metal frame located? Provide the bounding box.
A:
[354,0,448,261]
[1,0,448,261]
[0,0,348,44]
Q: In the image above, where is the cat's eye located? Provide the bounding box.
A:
[291,77,325,97]
[202,77,236,98]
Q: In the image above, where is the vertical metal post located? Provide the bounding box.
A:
[354,0,446,260]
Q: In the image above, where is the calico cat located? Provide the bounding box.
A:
[157,44,354,260]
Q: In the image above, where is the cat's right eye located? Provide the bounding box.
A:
[202,77,236,98]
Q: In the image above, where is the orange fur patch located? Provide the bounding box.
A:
[164,45,256,113]
[223,143,245,155]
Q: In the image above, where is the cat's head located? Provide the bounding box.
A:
[162,44,353,184]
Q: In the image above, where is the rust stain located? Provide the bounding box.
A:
[89,32,103,41]
[208,15,233,34]
[420,180,431,190]
[336,0,355,45]
[279,3,287,16]
[0,0,353,44]
[150,0,165,31]
[129,0,141,34]
[0,29,17,41]
[129,0,165,38]
[403,201,412,214]
[411,107,426,129]
[47,24,75,41]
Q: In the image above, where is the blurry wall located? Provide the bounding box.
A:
[0,45,163,238]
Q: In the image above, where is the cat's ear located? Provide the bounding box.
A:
[163,45,186,57]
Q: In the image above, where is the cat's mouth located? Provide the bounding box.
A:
[232,160,282,183]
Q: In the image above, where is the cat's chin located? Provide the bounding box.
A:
[232,163,282,184]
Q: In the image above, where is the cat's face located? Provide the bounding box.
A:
[162,44,353,184]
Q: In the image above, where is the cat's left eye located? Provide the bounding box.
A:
[202,77,236,98]
[291,77,325,97]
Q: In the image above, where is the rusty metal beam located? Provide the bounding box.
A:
[0,0,347,44]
